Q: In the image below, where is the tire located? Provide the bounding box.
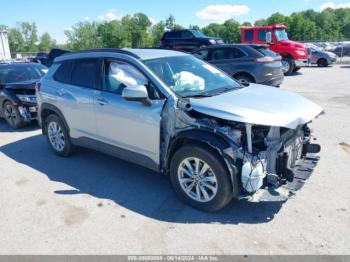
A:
[317,58,328,67]
[170,144,235,212]
[234,74,254,86]
[282,58,295,75]
[3,101,25,129]
[44,114,74,157]
[293,66,301,72]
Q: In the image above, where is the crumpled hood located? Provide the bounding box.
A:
[5,79,38,90]
[189,84,323,129]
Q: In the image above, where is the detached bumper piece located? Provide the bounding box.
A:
[18,105,38,122]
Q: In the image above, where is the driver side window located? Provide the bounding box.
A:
[103,61,162,100]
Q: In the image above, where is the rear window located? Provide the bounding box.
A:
[253,46,278,57]
[54,60,73,84]
[71,59,99,89]
[193,49,209,60]
[244,30,254,42]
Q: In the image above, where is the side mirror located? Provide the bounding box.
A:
[266,32,272,44]
[122,85,152,106]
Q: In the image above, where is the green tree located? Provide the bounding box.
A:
[19,22,38,52]
[65,21,101,50]
[38,32,56,51]
[7,28,25,53]
[151,21,165,47]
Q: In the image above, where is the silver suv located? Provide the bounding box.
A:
[37,48,322,211]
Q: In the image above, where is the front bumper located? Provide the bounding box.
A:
[295,59,309,67]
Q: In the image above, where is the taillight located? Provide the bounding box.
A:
[255,56,274,63]
[160,40,164,46]
[35,82,41,92]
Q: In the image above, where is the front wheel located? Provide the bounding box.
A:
[282,58,295,75]
[3,101,25,129]
[170,144,235,212]
[45,114,74,157]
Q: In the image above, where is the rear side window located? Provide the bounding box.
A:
[181,31,193,38]
[258,29,268,41]
[165,31,181,38]
[253,46,278,57]
[54,60,73,83]
[244,30,254,42]
[71,59,99,89]
[211,48,246,60]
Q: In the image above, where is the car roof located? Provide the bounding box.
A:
[123,48,188,60]
[56,48,189,62]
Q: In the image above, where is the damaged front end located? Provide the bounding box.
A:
[161,92,323,196]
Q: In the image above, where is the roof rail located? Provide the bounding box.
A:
[62,48,141,59]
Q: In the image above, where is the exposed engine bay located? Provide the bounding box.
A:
[160,94,322,196]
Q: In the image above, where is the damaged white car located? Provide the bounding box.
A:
[37,48,323,212]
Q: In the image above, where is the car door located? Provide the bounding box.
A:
[57,58,100,139]
[208,47,249,75]
[94,59,165,169]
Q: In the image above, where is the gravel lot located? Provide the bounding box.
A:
[0,64,349,255]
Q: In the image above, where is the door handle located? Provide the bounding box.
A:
[96,98,108,106]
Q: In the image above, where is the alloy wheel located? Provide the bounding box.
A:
[47,121,65,152]
[4,104,17,127]
[177,157,218,202]
[282,60,290,73]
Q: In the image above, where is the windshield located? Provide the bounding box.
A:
[0,64,47,84]
[144,55,241,97]
[274,29,289,41]
[190,30,207,38]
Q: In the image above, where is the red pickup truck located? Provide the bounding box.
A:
[241,24,309,75]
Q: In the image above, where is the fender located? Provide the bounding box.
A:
[166,129,242,194]
[40,103,70,134]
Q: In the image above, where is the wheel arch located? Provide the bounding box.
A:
[233,72,256,83]
[166,129,240,194]
[40,103,70,134]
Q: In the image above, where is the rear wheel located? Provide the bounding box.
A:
[317,58,328,67]
[3,101,25,129]
[45,114,74,157]
[234,74,254,86]
[282,58,295,75]
[170,144,235,212]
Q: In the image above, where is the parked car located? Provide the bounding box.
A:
[160,29,224,52]
[330,44,350,57]
[37,48,322,212]
[241,24,309,75]
[34,51,49,64]
[192,44,284,87]
[0,63,47,128]
[306,44,337,67]
[43,48,70,67]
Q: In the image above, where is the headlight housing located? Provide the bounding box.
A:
[16,95,37,103]
[209,39,217,45]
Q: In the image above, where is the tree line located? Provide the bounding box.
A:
[2,7,350,53]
